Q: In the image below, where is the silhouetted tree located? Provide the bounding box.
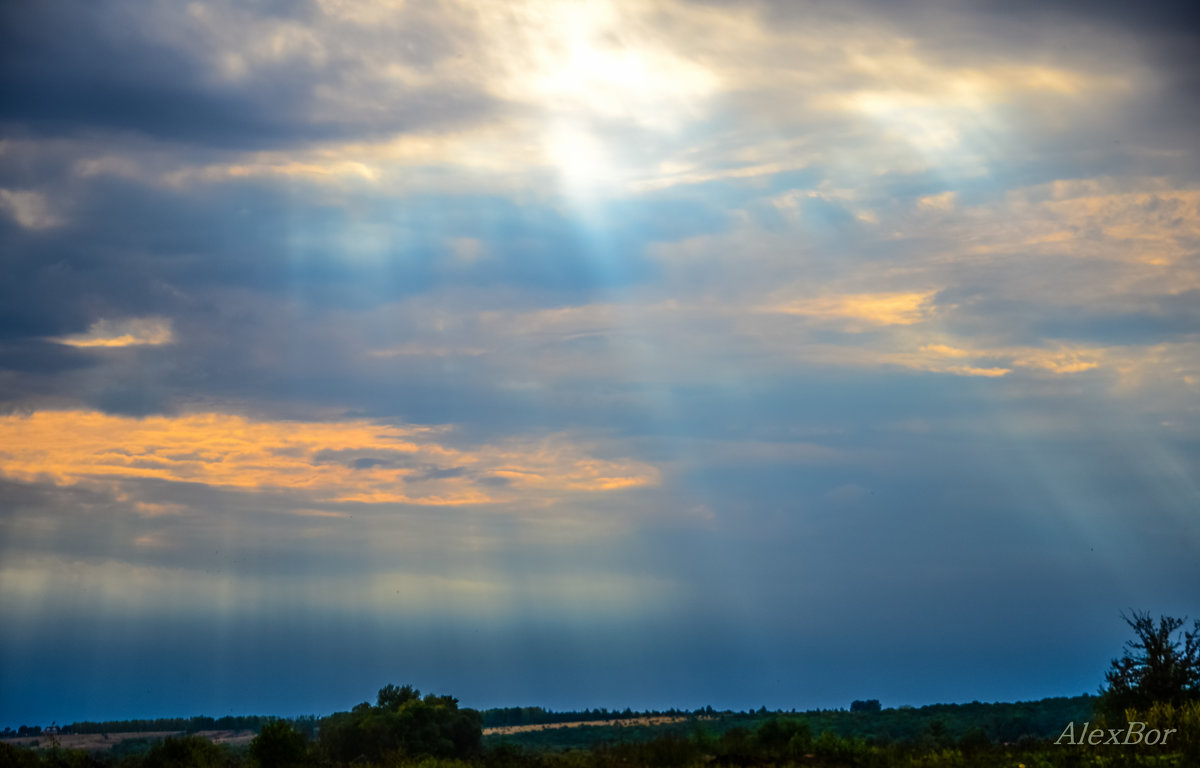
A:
[377,683,420,711]
[140,735,228,768]
[319,684,481,763]
[850,699,881,712]
[1101,610,1200,714]
[754,717,812,761]
[250,719,309,768]
[0,742,39,768]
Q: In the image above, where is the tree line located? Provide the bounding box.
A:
[1,715,294,739]
[2,611,1196,766]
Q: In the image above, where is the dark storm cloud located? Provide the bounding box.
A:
[0,472,473,581]
[0,339,96,375]
[0,155,731,419]
[748,0,1200,54]
[928,286,1200,348]
[973,0,1200,139]
[0,172,709,316]
[0,0,501,149]
[1031,291,1200,343]
[972,0,1200,41]
[0,232,100,341]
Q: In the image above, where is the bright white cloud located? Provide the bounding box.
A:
[0,188,61,229]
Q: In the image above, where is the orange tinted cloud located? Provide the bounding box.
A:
[0,410,659,505]
[768,291,937,328]
[920,341,1102,375]
[53,317,174,348]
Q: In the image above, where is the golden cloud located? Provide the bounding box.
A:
[919,343,973,358]
[783,339,1105,379]
[52,317,174,348]
[893,356,1011,378]
[1011,348,1101,374]
[968,182,1200,272]
[0,410,659,505]
[917,341,1104,376]
[768,291,937,328]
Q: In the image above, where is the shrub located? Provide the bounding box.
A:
[140,735,229,768]
[250,720,309,768]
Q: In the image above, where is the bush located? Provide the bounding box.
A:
[1121,699,1200,763]
[0,742,41,768]
[140,735,230,768]
[250,720,309,768]
[754,716,812,761]
[318,685,482,764]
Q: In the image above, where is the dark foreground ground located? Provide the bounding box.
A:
[2,695,1196,767]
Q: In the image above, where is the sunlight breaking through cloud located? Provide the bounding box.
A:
[2,0,1199,726]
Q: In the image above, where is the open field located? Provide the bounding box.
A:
[1,729,256,751]
[0,719,694,751]
[482,714,697,736]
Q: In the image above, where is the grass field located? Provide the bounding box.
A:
[0,729,256,751]
[482,714,700,736]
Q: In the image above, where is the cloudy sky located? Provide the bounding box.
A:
[2,0,1199,726]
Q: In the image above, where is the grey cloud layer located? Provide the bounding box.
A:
[2,0,1199,724]
[0,0,503,148]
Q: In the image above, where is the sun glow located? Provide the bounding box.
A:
[514,1,714,127]
[490,0,716,193]
[542,123,620,196]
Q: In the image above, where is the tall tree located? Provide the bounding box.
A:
[250,720,310,768]
[320,684,481,763]
[377,683,420,711]
[1101,611,1200,714]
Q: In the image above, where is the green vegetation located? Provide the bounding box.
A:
[481,696,1095,752]
[1,694,1179,768]
[318,684,481,764]
[2,613,1196,767]
[250,720,310,768]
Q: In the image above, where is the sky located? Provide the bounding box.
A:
[1,0,1199,728]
